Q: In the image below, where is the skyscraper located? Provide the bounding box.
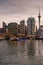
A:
[20,20,25,37]
[27,17,35,37]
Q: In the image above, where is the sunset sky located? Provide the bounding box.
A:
[0,0,43,27]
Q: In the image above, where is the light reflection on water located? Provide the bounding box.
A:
[0,40,43,65]
[27,40,35,57]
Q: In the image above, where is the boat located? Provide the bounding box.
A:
[10,37,19,41]
[0,37,5,41]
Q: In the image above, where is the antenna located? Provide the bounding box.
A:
[39,7,40,13]
[39,7,40,16]
[38,7,41,30]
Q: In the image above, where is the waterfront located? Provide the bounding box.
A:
[0,40,43,65]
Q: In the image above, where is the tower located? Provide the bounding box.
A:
[27,17,35,36]
[20,20,25,36]
[38,8,41,30]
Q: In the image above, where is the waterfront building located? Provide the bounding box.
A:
[0,28,6,37]
[40,26,43,38]
[0,28,4,34]
[25,25,27,36]
[5,25,8,33]
[18,25,20,35]
[3,22,6,32]
[27,17,35,37]
[8,22,18,37]
[37,25,43,37]
[20,20,25,37]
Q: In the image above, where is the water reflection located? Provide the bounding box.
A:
[20,40,25,47]
[0,40,43,65]
[18,40,27,56]
[8,40,17,46]
[5,40,18,56]
[27,40,35,57]
[8,40,36,57]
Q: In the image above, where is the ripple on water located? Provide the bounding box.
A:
[0,40,43,65]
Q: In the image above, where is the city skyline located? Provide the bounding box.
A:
[0,0,43,27]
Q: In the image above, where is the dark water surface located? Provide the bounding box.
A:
[0,40,43,65]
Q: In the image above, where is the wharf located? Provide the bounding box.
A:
[9,37,43,41]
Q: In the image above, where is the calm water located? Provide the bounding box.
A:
[0,40,43,65]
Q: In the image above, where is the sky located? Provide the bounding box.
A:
[0,0,43,27]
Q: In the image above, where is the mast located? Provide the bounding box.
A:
[38,8,41,30]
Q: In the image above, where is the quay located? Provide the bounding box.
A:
[9,37,43,41]
[0,37,43,41]
[0,34,43,41]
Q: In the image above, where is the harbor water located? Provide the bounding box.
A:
[0,40,43,65]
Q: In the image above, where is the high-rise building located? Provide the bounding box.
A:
[20,20,25,36]
[3,22,6,32]
[27,17,35,37]
[8,22,18,37]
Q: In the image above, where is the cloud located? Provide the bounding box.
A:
[0,0,43,27]
[0,0,43,15]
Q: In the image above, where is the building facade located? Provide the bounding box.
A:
[37,25,43,37]
[20,20,25,36]
[27,17,35,37]
[8,22,18,37]
[18,25,20,34]
[3,22,6,32]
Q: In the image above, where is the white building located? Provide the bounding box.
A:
[27,17,35,36]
